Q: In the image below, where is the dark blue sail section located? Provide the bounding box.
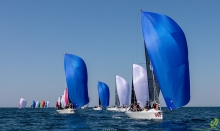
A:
[97,81,110,108]
[141,12,190,110]
[64,53,89,109]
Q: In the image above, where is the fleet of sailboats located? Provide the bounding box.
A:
[16,11,190,120]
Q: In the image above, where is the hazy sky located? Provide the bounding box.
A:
[0,1,219,107]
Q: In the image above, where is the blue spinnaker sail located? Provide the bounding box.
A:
[32,100,36,108]
[97,81,110,108]
[142,12,190,110]
[64,53,89,109]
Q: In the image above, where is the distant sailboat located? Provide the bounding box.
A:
[35,101,40,108]
[40,100,45,108]
[18,98,27,108]
[31,100,36,108]
[93,81,110,110]
[56,53,89,114]
[125,11,190,119]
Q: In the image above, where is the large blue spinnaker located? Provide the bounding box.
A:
[64,53,89,109]
[97,81,110,108]
[142,12,190,110]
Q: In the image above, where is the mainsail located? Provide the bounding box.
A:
[142,12,190,110]
[145,44,160,103]
[115,76,120,106]
[97,81,110,108]
[131,69,137,105]
[133,64,149,108]
[116,75,130,106]
[64,53,89,109]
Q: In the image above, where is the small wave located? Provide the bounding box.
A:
[113,116,121,119]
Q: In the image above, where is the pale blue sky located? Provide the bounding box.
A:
[0,1,219,107]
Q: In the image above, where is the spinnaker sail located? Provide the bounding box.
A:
[141,12,190,110]
[132,64,149,108]
[97,81,110,108]
[64,53,89,109]
[116,75,130,107]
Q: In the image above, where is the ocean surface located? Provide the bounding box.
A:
[0,107,219,131]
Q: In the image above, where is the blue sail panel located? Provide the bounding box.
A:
[64,53,89,109]
[141,12,190,110]
[97,81,110,108]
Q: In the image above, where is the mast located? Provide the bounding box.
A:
[144,43,160,103]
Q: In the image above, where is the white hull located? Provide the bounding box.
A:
[125,109,163,119]
[56,108,75,114]
[106,107,119,111]
[93,107,102,110]
[118,107,128,112]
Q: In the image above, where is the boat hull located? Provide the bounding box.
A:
[125,109,163,119]
[106,107,119,111]
[118,107,128,112]
[56,108,75,114]
[93,107,102,110]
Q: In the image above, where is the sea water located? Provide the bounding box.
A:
[0,107,219,130]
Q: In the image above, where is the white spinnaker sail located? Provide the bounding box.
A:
[116,75,130,106]
[61,95,66,107]
[19,98,27,108]
[58,96,61,106]
[46,101,50,108]
[36,101,39,108]
[133,64,149,108]
[63,89,67,106]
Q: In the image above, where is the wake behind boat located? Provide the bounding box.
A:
[93,106,102,110]
[106,106,118,111]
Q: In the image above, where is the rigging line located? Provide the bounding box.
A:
[135,9,142,63]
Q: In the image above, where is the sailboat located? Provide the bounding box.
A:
[56,53,89,114]
[107,76,120,111]
[93,81,110,110]
[126,64,162,119]
[31,100,36,108]
[35,101,40,108]
[125,11,190,119]
[18,98,27,108]
[107,75,130,112]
